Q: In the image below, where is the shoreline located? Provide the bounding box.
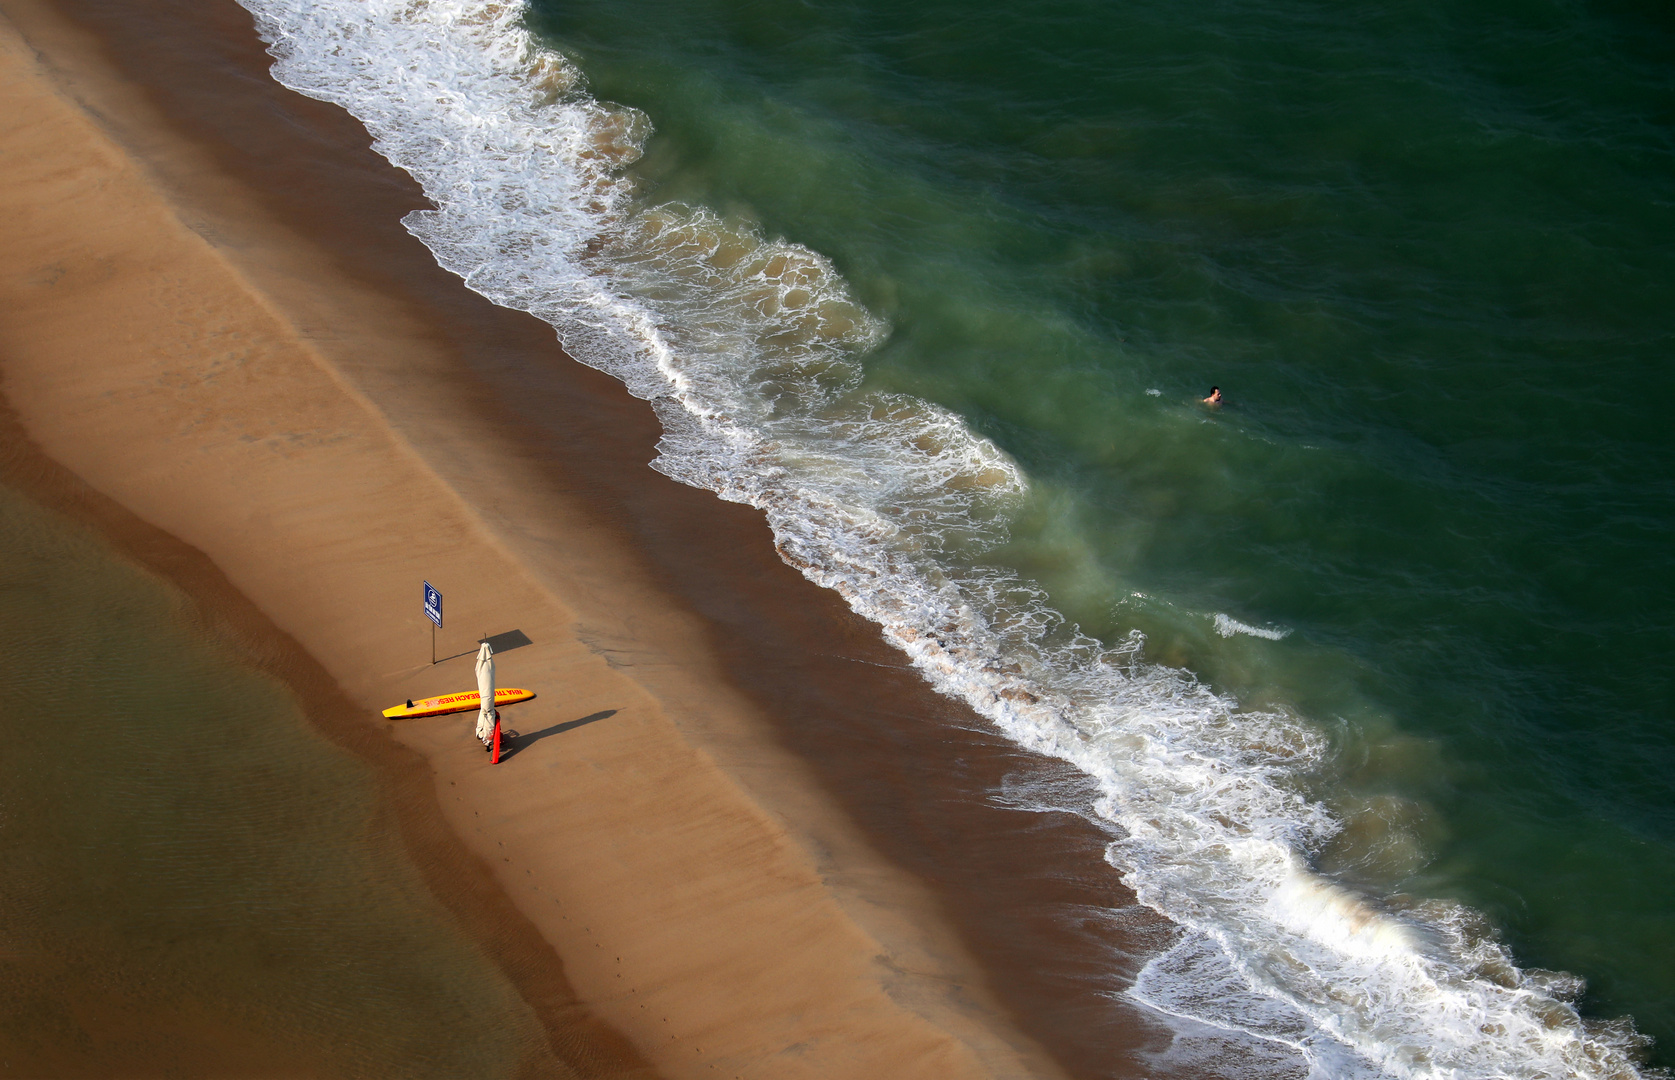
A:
[0,0,1168,1076]
[0,389,652,1080]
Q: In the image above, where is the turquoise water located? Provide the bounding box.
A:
[0,484,550,1076]
[522,0,1675,1067]
[235,0,1673,1071]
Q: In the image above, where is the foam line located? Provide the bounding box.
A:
[234,2,1656,1075]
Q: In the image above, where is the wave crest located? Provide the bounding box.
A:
[238,1,1659,1076]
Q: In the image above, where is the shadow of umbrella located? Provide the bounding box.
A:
[498,710,618,760]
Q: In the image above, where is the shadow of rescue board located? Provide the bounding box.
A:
[479,629,533,654]
[382,687,536,719]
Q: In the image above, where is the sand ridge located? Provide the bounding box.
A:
[0,4,1070,1078]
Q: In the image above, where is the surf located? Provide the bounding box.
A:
[233,0,1658,1075]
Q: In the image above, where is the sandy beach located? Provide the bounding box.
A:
[0,0,1166,1076]
[4,0,1662,1075]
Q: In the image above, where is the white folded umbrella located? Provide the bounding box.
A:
[474,641,496,744]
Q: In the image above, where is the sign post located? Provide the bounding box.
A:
[424,581,443,665]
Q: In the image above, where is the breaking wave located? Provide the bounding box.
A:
[235,1,1656,1075]
[1215,614,1294,641]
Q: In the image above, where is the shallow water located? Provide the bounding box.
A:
[0,483,548,1077]
[235,0,1675,1074]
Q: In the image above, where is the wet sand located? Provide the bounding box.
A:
[0,0,1171,1076]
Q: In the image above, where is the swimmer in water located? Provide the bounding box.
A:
[1203,386,1222,406]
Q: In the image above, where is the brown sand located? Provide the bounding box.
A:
[0,2,1115,1078]
[0,393,654,1080]
[0,0,1191,1073]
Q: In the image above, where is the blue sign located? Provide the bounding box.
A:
[423,581,443,628]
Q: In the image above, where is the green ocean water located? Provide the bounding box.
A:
[526,0,1675,1065]
[0,484,547,1076]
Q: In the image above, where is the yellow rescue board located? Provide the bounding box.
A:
[382,687,536,719]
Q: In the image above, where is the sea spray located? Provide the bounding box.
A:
[1215,614,1293,641]
[235,1,1658,1075]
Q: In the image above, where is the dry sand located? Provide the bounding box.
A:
[0,3,1077,1077]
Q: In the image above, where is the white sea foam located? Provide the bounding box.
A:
[1216,614,1294,641]
[234,2,1657,1076]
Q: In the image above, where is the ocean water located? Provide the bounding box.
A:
[235,0,1674,1076]
[0,483,551,1076]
